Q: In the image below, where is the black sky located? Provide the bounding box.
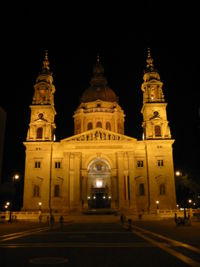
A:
[0,2,199,181]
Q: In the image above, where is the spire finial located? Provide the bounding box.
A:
[146,47,154,70]
[42,50,50,70]
[97,54,100,64]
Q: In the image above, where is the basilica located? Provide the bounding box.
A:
[23,49,176,214]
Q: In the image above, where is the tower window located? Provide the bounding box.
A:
[118,122,122,134]
[155,125,161,137]
[55,161,61,168]
[160,183,166,195]
[75,121,81,134]
[33,185,40,197]
[96,121,102,128]
[54,185,60,197]
[36,127,43,139]
[137,160,144,168]
[106,122,111,130]
[139,183,145,196]
[157,160,164,167]
[87,122,93,130]
[35,161,41,168]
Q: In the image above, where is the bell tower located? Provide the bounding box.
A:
[26,51,56,141]
[141,48,171,139]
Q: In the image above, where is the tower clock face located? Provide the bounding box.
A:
[38,113,44,119]
[153,111,159,117]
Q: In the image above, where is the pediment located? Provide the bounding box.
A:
[61,128,136,142]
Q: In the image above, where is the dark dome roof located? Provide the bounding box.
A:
[81,86,118,103]
[81,58,118,103]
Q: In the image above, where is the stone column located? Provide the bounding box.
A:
[128,152,137,213]
[63,152,70,210]
[81,171,88,209]
[69,152,81,210]
[117,152,125,209]
[111,176,117,208]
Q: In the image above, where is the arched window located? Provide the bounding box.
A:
[75,120,81,134]
[160,183,166,195]
[36,127,43,139]
[139,183,145,196]
[87,122,93,130]
[106,122,111,130]
[96,121,102,128]
[155,125,161,137]
[33,185,40,197]
[54,185,60,197]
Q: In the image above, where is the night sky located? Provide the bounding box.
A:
[0,3,199,182]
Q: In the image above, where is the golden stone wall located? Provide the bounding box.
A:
[23,131,176,213]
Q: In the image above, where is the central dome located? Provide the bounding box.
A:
[81,86,118,103]
[81,57,118,103]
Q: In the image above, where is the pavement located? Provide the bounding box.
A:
[0,216,200,267]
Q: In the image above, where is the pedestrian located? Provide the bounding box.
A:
[50,214,55,230]
[59,215,64,231]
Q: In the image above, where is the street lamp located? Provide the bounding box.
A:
[175,171,182,176]
[38,202,42,209]
[12,173,21,210]
[5,201,13,222]
[13,174,20,181]
[38,202,42,215]
[156,200,159,213]
[38,202,42,223]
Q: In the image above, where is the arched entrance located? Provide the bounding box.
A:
[87,159,111,209]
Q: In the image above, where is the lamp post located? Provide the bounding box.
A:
[38,201,42,210]
[12,173,21,211]
[175,170,186,218]
[188,199,193,218]
[38,202,42,223]
[156,200,159,214]
[5,201,12,222]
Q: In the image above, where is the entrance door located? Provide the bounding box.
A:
[87,159,111,209]
[88,188,111,209]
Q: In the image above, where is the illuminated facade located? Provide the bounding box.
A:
[23,50,176,213]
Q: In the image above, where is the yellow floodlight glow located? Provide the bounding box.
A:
[175,171,181,176]
[14,174,20,180]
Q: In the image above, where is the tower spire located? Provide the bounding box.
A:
[42,50,50,70]
[27,52,56,141]
[141,49,171,140]
[146,47,154,71]
[97,53,100,64]
[90,54,107,87]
